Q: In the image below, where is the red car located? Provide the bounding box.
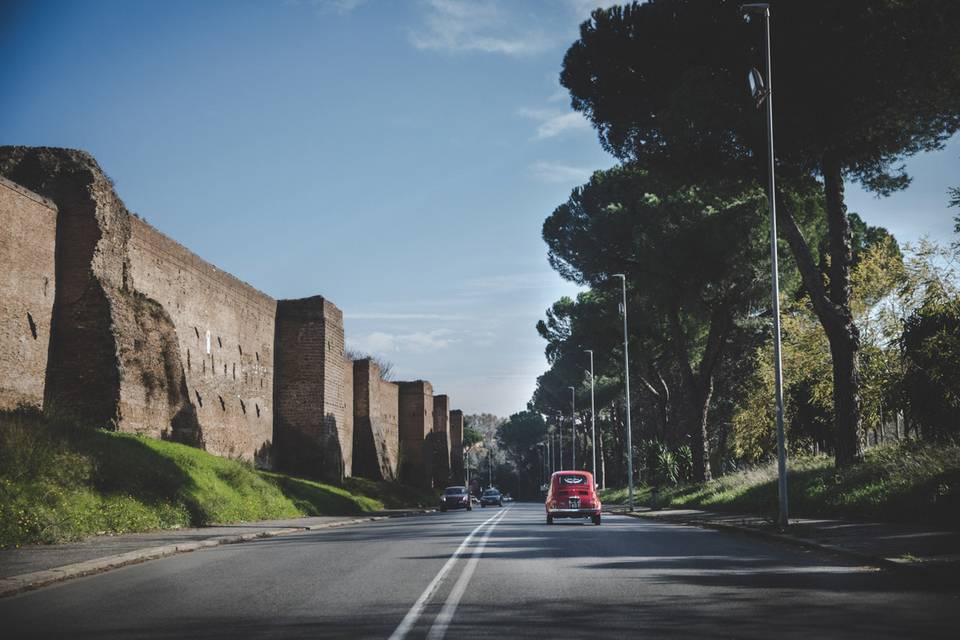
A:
[545,471,601,525]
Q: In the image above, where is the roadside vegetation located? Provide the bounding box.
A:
[0,408,434,548]
[599,439,960,527]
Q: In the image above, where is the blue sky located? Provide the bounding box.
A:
[1,0,956,416]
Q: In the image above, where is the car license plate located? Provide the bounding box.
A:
[570,498,580,509]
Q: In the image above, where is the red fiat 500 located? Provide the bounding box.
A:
[545,471,601,525]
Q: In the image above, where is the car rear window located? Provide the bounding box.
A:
[558,475,588,485]
[483,490,499,496]
[444,488,466,495]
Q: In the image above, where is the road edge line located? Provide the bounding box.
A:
[613,510,910,573]
[0,511,429,599]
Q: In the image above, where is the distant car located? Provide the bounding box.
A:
[502,493,513,503]
[545,471,601,525]
[439,486,472,512]
[480,488,503,507]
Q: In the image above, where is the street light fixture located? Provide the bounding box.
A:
[613,274,635,511]
[568,386,576,470]
[585,349,597,482]
[742,1,789,529]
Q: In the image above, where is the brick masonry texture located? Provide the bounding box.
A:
[398,380,433,487]
[127,217,276,463]
[0,177,56,411]
[431,395,451,486]
[352,358,400,481]
[274,296,351,481]
[0,146,459,486]
[449,409,464,483]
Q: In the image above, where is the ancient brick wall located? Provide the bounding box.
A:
[1,147,131,428]
[398,380,433,487]
[127,217,276,463]
[0,177,57,411]
[274,296,351,481]
[450,409,464,483]
[431,395,451,486]
[352,359,399,481]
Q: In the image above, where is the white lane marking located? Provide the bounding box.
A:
[388,509,505,640]
[426,506,511,640]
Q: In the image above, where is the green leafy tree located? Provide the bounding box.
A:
[561,0,960,467]
[542,165,769,481]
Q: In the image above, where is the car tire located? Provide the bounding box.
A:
[546,514,553,525]
[592,515,601,526]
[440,506,447,512]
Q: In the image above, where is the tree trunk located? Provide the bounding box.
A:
[822,156,864,467]
[775,168,864,468]
[668,307,729,483]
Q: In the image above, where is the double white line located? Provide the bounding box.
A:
[389,506,511,640]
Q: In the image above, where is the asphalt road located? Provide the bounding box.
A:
[3,503,958,639]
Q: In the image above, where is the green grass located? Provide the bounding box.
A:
[0,408,433,548]
[599,439,960,527]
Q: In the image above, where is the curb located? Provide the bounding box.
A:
[0,510,432,599]
[611,509,921,574]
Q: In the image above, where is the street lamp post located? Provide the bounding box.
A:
[568,386,576,470]
[743,2,789,529]
[613,274,635,510]
[585,350,597,482]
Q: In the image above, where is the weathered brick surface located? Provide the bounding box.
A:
[127,217,276,464]
[0,177,56,411]
[431,395,451,486]
[1,147,131,428]
[274,296,351,481]
[397,380,433,487]
[449,409,464,483]
[352,359,399,481]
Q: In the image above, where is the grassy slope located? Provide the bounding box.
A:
[599,440,960,527]
[0,410,435,547]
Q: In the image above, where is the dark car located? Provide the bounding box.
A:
[439,486,472,512]
[480,488,503,507]
[545,471,601,525]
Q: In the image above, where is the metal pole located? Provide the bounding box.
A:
[750,4,789,528]
[614,274,634,510]
[569,386,576,471]
[586,350,597,480]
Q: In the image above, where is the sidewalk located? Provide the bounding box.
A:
[606,505,960,582]
[0,510,430,597]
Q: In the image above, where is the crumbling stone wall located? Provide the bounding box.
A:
[127,217,275,463]
[0,177,56,411]
[0,147,135,428]
[430,395,451,486]
[274,296,351,481]
[352,358,399,481]
[0,147,270,464]
[450,409,464,483]
[398,380,433,487]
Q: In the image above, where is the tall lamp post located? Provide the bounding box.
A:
[568,386,576,470]
[743,2,788,528]
[585,350,597,482]
[613,274,635,510]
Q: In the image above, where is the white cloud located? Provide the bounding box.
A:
[518,107,591,140]
[347,329,459,355]
[287,0,367,14]
[344,311,466,321]
[409,0,553,56]
[530,160,593,184]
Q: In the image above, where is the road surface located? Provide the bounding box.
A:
[3,503,958,638]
